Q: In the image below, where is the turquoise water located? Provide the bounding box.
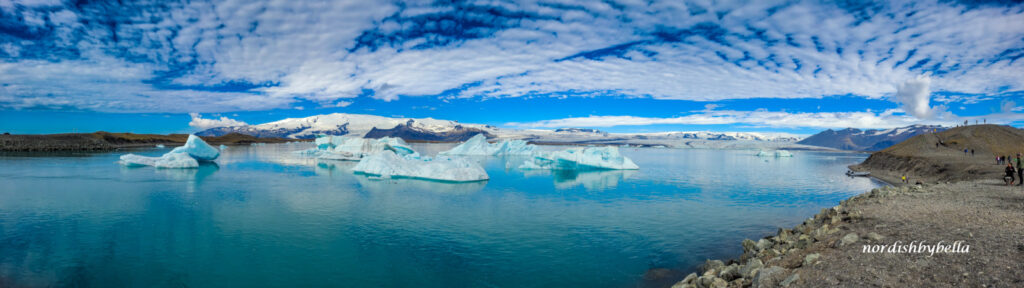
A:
[0,143,882,287]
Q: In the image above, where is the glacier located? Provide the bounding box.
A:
[120,152,199,168]
[301,135,417,160]
[518,146,639,170]
[352,151,489,182]
[170,135,220,161]
[439,134,536,156]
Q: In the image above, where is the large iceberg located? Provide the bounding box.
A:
[519,146,639,170]
[352,151,489,182]
[170,135,219,161]
[120,152,199,168]
[301,135,417,160]
[439,134,537,156]
[120,134,217,168]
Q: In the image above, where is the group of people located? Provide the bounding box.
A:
[1004,153,1023,186]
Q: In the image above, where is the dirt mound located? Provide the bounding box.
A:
[853,125,1024,183]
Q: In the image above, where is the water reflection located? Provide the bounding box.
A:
[522,169,638,191]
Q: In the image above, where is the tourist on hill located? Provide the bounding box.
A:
[1017,154,1023,186]
[1005,163,1017,186]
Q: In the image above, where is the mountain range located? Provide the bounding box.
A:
[796,124,945,151]
[197,113,804,148]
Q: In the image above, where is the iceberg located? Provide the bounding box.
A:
[300,135,417,161]
[219,144,228,150]
[170,135,219,161]
[352,151,488,182]
[155,144,165,148]
[756,150,770,157]
[775,150,793,157]
[518,146,639,170]
[440,134,537,156]
[120,152,198,168]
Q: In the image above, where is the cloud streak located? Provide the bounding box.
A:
[0,0,1021,126]
[188,112,247,130]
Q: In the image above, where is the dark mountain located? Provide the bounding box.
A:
[798,124,945,151]
[364,120,494,142]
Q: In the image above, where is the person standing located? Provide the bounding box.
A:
[1017,154,1023,186]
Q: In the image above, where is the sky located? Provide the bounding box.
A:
[1,0,1023,135]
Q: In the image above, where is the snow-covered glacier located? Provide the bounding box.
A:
[439,134,536,156]
[120,134,218,168]
[519,146,639,170]
[299,135,417,160]
[352,151,489,182]
[170,134,220,161]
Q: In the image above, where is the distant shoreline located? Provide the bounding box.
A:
[0,132,303,152]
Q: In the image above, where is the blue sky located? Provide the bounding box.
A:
[1,0,1023,135]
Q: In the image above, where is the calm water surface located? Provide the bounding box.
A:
[0,143,882,287]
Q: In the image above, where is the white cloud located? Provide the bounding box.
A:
[0,0,1023,118]
[505,108,968,130]
[893,75,946,119]
[188,112,248,130]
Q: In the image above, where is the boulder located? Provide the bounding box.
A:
[702,259,725,273]
[839,233,860,246]
[781,273,800,287]
[756,239,773,251]
[718,264,741,281]
[751,266,787,288]
[742,239,758,253]
[740,259,764,279]
[802,253,820,267]
[866,232,885,242]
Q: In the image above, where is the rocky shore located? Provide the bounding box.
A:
[671,125,1024,287]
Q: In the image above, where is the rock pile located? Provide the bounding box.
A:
[671,184,923,288]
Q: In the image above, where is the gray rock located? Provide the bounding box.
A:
[681,273,698,284]
[718,264,741,281]
[752,266,787,288]
[840,233,859,246]
[702,259,725,273]
[696,275,716,288]
[756,238,772,251]
[781,273,800,287]
[802,253,820,267]
[711,277,728,288]
[742,239,758,253]
[740,259,764,278]
[866,232,885,242]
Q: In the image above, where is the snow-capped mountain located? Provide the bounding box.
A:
[797,124,945,151]
[197,113,809,148]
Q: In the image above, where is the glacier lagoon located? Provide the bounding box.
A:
[0,143,882,287]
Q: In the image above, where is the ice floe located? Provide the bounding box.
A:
[352,151,488,182]
[120,151,199,168]
[300,135,417,160]
[518,146,639,170]
[775,150,793,157]
[440,134,537,156]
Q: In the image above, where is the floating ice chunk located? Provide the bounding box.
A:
[169,135,219,161]
[219,144,228,150]
[775,150,793,157]
[756,150,770,157]
[440,134,536,156]
[120,152,198,168]
[301,135,417,161]
[155,144,165,148]
[352,151,488,182]
[519,146,639,170]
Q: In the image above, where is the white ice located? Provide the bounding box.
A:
[439,134,536,156]
[352,151,489,182]
[518,146,639,170]
[775,150,794,157]
[219,144,228,150]
[303,135,417,160]
[120,152,198,168]
[155,144,165,148]
[170,135,220,161]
